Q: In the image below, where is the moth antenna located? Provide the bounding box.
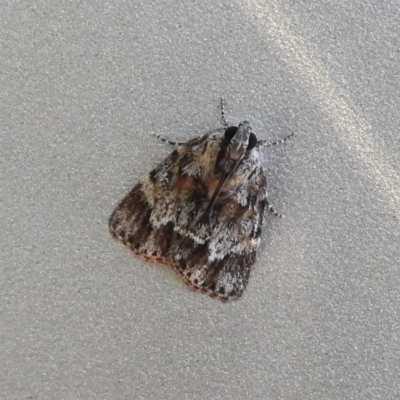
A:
[220,97,230,128]
[152,133,184,146]
[257,131,295,148]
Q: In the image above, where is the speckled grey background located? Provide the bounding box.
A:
[1,1,400,399]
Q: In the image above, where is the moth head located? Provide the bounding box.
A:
[224,121,258,161]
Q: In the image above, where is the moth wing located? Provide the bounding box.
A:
[108,135,212,263]
[168,162,267,302]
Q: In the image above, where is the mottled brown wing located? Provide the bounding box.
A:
[167,162,267,302]
[109,134,211,262]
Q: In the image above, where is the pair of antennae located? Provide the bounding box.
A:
[153,98,295,147]
[152,131,295,148]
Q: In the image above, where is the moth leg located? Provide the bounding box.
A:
[152,133,184,146]
[257,131,295,148]
[266,198,283,218]
[220,97,231,128]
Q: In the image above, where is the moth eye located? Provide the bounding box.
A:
[248,132,258,150]
[224,126,238,141]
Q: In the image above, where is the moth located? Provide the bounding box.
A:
[109,99,293,302]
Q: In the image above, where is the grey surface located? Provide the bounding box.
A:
[1,1,400,399]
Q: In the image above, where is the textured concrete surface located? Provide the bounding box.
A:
[1,1,400,399]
